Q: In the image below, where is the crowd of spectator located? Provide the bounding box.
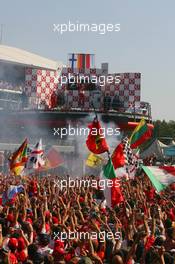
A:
[0,80,24,92]
[0,171,174,263]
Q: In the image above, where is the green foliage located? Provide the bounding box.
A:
[153,120,175,144]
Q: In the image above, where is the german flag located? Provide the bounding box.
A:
[76,54,94,69]
[77,54,83,69]
[68,53,95,69]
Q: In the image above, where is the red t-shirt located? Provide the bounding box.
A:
[9,252,18,264]
[145,235,155,251]
[169,208,175,221]
[16,250,27,262]
[146,188,155,200]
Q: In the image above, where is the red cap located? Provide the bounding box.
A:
[45,211,51,222]
[18,237,25,251]
[52,216,59,224]
[54,240,64,248]
[101,208,106,214]
[64,253,72,262]
[45,211,51,217]
[8,238,18,250]
[54,247,65,254]
[79,197,84,203]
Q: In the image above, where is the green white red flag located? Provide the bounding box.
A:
[142,166,175,192]
[102,158,124,207]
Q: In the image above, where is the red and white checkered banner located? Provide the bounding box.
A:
[25,68,60,108]
[25,67,141,109]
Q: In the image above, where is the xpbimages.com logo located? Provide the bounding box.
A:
[53,178,120,191]
[53,230,121,242]
[53,21,120,35]
[53,125,120,139]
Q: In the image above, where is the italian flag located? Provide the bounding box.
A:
[130,118,152,149]
[142,166,175,192]
[102,158,124,207]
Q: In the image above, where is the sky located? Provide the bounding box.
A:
[0,0,174,121]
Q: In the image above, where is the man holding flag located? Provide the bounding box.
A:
[86,116,123,207]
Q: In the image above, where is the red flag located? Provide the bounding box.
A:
[111,178,124,206]
[39,147,64,171]
[86,119,109,154]
[112,142,125,169]
[46,147,64,168]
[86,54,90,69]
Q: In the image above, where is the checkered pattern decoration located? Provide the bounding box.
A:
[25,68,59,109]
[25,67,141,109]
[101,73,141,108]
[122,137,135,167]
[60,69,141,109]
[59,67,104,109]
[122,137,142,173]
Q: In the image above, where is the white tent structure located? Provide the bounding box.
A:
[140,139,167,159]
[168,140,175,147]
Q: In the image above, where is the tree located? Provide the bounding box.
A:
[153,120,175,144]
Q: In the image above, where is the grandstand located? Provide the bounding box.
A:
[0,45,153,152]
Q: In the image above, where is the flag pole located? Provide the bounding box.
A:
[82,159,85,176]
[0,24,3,44]
[91,101,98,120]
[107,150,111,159]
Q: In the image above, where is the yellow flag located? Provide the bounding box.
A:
[86,153,103,167]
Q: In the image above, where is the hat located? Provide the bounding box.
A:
[79,197,84,203]
[45,211,51,218]
[18,237,26,250]
[64,253,72,262]
[100,208,106,214]
[52,216,59,224]
[54,247,65,254]
[8,237,18,250]
[54,239,65,256]
[54,240,64,248]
